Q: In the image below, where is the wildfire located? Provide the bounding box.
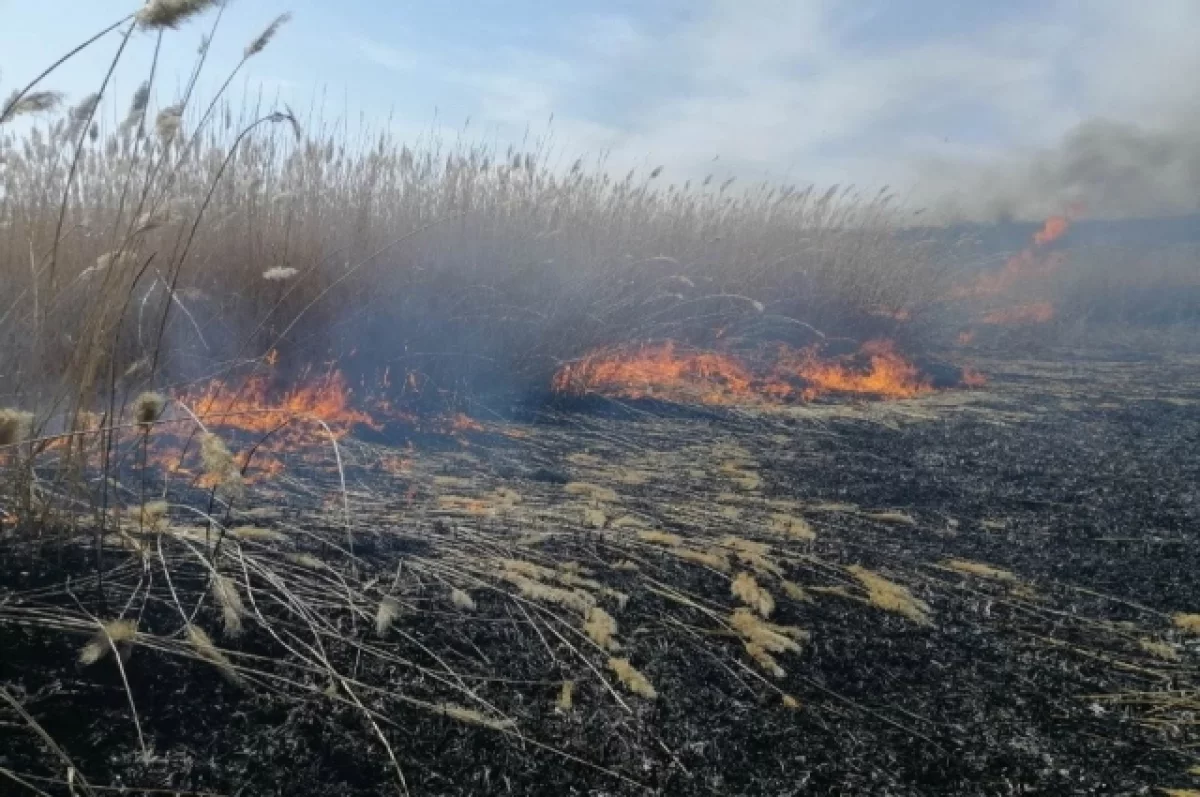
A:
[552,342,755,405]
[980,302,1055,325]
[181,369,377,438]
[950,213,1073,300]
[552,339,939,406]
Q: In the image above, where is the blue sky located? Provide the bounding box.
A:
[3,0,1198,211]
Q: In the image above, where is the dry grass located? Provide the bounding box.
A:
[731,572,775,618]
[607,658,657,700]
[1173,614,1200,634]
[849,565,933,626]
[79,619,138,666]
[943,558,1017,582]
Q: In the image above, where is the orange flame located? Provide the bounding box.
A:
[553,339,940,405]
[949,213,1073,300]
[1033,214,1070,245]
[960,366,988,387]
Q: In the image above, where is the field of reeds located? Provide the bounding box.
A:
[3,3,1200,796]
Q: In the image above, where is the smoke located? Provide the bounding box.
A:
[927,113,1200,222]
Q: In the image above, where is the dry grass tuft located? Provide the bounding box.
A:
[497,571,595,616]
[211,575,246,637]
[731,572,775,618]
[450,588,476,612]
[135,500,170,533]
[375,597,401,635]
[438,704,516,731]
[849,565,932,625]
[136,0,221,29]
[1173,614,1200,634]
[744,642,786,677]
[0,409,34,446]
[285,553,326,571]
[729,608,808,655]
[79,619,137,666]
[637,530,684,547]
[583,607,620,651]
[200,433,244,499]
[1140,638,1180,662]
[781,580,810,601]
[186,623,241,684]
[556,680,575,711]
[564,482,618,503]
[768,513,816,541]
[227,525,284,542]
[866,511,917,526]
[943,558,1016,582]
[607,658,657,699]
[668,546,730,572]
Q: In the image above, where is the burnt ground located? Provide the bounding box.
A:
[2,350,1200,796]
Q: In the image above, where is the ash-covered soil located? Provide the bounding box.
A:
[2,351,1200,796]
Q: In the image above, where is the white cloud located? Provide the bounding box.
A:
[349,2,1200,216]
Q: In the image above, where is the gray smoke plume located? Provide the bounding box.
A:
[927,114,1200,222]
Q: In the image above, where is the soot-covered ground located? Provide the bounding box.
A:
[2,350,1199,796]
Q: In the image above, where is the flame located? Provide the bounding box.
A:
[553,339,939,405]
[980,302,1055,325]
[1033,214,1070,245]
[960,367,988,387]
[949,212,1073,300]
[552,342,755,405]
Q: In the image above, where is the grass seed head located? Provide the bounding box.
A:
[450,588,476,611]
[438,704,516,731]
[136,0,221,29]
[944,558,1016,582]
[134,392,166,425]
[731,571,775,618]
[79,619,137,665]
[186,623,241,684]
[136,500,169,533]
[1,90,64,123]
[245,12,292,57]
[583,606,619,651]
[212,575,246,637]
[556,680,575,711]
[608,657,656,699]
[375,596,401,635]
[849,565,932,625]
[1172,613,1200,634]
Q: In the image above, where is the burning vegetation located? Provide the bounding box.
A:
[552,338,941,405]
[1,4,1199,797]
